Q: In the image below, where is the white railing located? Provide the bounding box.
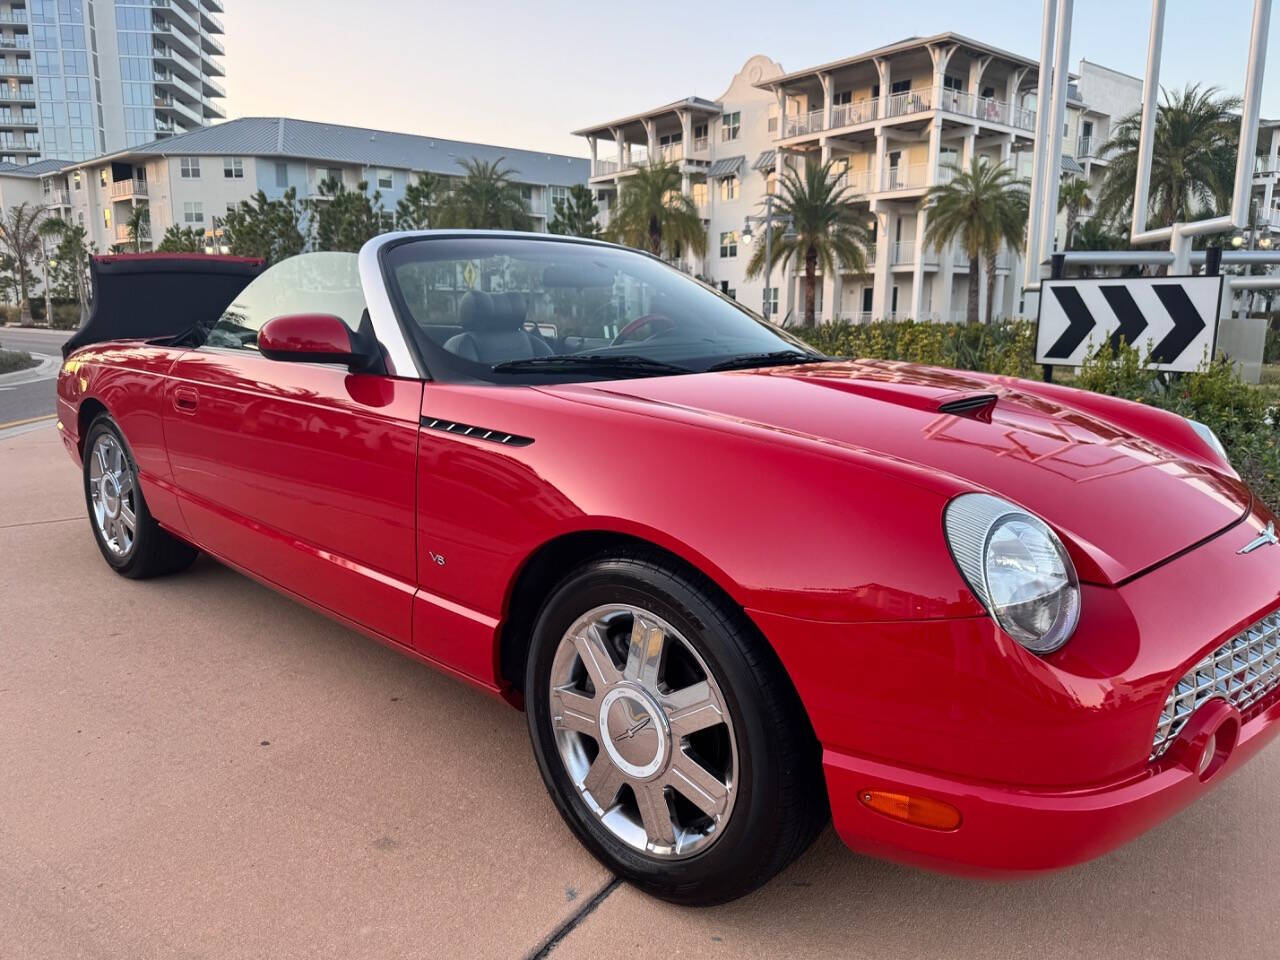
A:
[691,136,709,153]
[831,168,874,196]
[44,189,69,206]
[891,241,914,266]
[783,107,826,138]
[656,142,684,164]
[1256,155,1280,175]
[1076,135,1098,158]
[934,88,1035,131]
[882,162,929,192]
[629,151,649,169]
[886,88,932,118]
[114,224,151,243]
[854,311,872,324]
[593,158,618,176]
[831,98,879,129]
[109,179,147,198]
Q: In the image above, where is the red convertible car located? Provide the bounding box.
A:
[57,234,1280,904]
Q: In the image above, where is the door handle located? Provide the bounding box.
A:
[173,386,199,413]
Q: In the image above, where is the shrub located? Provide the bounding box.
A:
[0,347,36,374]
[794,319,1039,377]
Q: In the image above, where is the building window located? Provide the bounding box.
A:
[274,162,288,188]
[765,286,779,316]
[184,201,203,224]
[720,176,738,201]
[102,208,110,229]
[377,168,393,190]
[77,211,84,226]
[721,111,740,141]
[223,157,244,179]
[226,201,236,216]
[725,288,736,300]
[690,181,707,207]
[719,230,737,258]
[891,79,912,94]
[833,90,852,105]
[179,157,200,178]
[72,171,81,190]
[943,75,964,92]
[99,169,107,186]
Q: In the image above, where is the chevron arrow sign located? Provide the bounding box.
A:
[1035,276,1224,372]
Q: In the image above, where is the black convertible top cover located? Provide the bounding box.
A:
[62,253,266,358]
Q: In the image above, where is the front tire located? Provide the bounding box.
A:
[83,413,198,579]
[525,549,827,905]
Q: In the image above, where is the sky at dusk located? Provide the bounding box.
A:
[222,1,1280,157]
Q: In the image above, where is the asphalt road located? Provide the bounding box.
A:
[0,326,71,427]
[5,424,1280,959]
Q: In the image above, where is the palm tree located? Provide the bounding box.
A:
[1057,177,1093,250]
[0,202,49,323]
[606,162,706,259]
[436,157,531,231]
[1095,84,1240,229]
[923,156,1027,325]
[982,186,1028,324]
[744,160,868,324]
[124,205,150,252]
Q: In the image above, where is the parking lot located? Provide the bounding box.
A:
[4,420,1280,960]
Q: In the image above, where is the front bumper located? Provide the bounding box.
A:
[750,503,1280,874]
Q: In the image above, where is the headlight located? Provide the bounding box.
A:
[1187,418,1229,464]
[944,493,1080,654]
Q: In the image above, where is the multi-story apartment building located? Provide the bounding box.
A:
[576,36,1142,324]
[29,116,588,252]
[0,0,226,166]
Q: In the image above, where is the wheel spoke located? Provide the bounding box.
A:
[633,781,677,848]
[116,470,135,498]
[581,753,624,811]
[111,442,125,476]
[93,443,108,476]
[550,686,598,736]
[667,751,730,819]
[663,680,723,737]
[572,623,621,690]
[624,614,665,690]
[119,501,136,535]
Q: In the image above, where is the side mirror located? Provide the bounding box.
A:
[258,313,373,370]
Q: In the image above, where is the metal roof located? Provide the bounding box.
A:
[572,97,723,137]
[1061,154,1086,175]
[708,156,745,178]
[0,158,73,178]
[55,117,589,186]
[752,150,776,171]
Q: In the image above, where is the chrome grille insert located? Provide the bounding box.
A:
[1152,610,1280,760]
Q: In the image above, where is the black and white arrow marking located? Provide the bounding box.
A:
[1036,276,1222,373]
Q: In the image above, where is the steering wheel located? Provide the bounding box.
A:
[612,314,675,346]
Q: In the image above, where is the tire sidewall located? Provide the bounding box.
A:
[526,557,787,899]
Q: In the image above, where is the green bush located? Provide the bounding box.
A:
[795,320,1279,510]
[0,347,36,374]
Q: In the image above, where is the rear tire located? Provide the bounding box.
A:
[83,413,198,579]
[525,548,827,905]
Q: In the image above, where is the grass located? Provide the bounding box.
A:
[0,347,37,374]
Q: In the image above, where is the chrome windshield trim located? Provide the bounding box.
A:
[358,231,426,379]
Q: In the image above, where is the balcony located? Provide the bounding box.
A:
[154,66,202,103]
[889,241,938,267]
[691,136,709,154]
[0,133,36,150]
[831,98,879,129]
[0,34,29,50]
[935,89,1035,131]
[0,11,28,25]
[201,73,225,98]
[44,188,69,206]
[152,0,201,36]
[109,178,148,199]
[886,88,933,119]
[1256,155,1280,176]
[0,85,36,102]
[0,109,36,126]
[783,107,826,138]
[881,161,930,192]
[1076,135,1099,158]
[114,224,152,244]
[592,158,619,177]
[0,59,33,79]
[832,168,874,196]
[655,142,683,164]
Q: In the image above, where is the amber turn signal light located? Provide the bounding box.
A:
[859,790,962,831]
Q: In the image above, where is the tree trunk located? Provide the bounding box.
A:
[648,215,662,256]
[17,261,30,325]
[1065,205,1078,251]
[804,248,817,324]
[966,255,980,325]
[984,250,998,325]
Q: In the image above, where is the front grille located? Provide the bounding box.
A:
[1151,609,1280,760]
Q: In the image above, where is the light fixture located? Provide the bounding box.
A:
[783,225,798,241]
[741,226,753,245]
[1230,232,1246,248]
[1260,234,1274,250]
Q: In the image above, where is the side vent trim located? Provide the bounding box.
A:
[420,416,534,447]
[937,393,998,418]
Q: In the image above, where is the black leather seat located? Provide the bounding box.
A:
[444,291,552,363]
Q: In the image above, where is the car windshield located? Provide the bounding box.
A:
[382,235,824,383]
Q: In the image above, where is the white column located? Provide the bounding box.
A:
[820,138,832,165]
[872,129,887,192]
[1006,67,1029,126]
[962,127,976,166]
[992,266,1007,320]
[968,55,992,111]
[927,43,956,112]
[613,127,624,169]
[909,206,927,321]
[870,205,894,319]
[588,135,598,174]
[820,71,833,131]
[642,119,656,164]
[778,149,794,321]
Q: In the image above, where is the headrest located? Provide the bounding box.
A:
[459,290,526,332]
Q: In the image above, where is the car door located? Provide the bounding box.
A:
[162,252,423,646]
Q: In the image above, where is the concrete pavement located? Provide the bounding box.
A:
[0,327,71,427]
[4,423,1280,959]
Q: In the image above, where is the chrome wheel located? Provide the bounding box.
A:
[88,433,136,558]
[549,603,738,859]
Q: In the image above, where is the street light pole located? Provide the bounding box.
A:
[742,190,792,323]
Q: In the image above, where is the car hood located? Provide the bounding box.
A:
[546,360,1252,584]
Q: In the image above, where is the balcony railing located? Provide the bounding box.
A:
[882,162,930,192]
[889,241,940,267]
[109,179,148,198]
[1256,155,1280,176]
[114,224,152,243]
[0,11,28,24]
[592,158,618,176]
[0,85,35,101]
[691,136,709,153]
[44,188,69,206]
[656,142,683,164]
[0,35,29,49]
[831,168,874,196]
[781,86,1035,140]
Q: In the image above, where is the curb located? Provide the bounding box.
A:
[0,352,60,387]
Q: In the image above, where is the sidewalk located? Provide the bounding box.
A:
[3,424,1278,959]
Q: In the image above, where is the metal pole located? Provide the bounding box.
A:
[1038,0,1073,265]
[1023,0,1057,291]
[764,192,773,321]
[1131,0,1165,241]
